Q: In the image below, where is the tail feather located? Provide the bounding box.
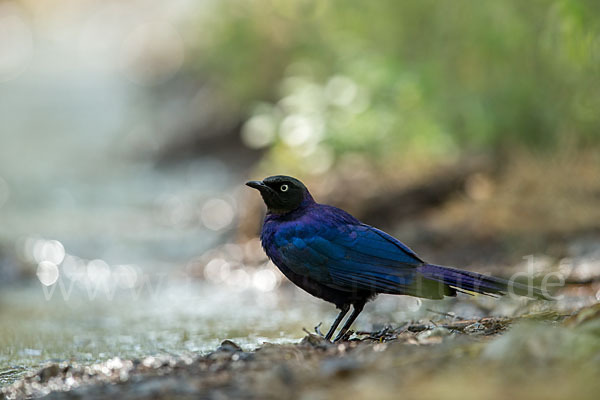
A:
[418,264,549,299]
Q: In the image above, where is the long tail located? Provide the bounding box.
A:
[418,264,550,299]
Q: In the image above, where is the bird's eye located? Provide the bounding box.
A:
[280,184,289,192]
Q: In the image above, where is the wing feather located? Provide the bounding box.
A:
[275,217,428,295]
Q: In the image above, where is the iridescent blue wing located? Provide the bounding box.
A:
[273,210,437,296]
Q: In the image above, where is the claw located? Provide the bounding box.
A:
[333,329,354,343]
[314,322,324,337]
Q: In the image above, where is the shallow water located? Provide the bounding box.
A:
[0,268,455,388]
[0,279,334,387]
[0,1,259,386]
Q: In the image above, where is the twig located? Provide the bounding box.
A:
[426,308,462,320]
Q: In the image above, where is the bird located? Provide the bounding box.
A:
[246,175,546,342]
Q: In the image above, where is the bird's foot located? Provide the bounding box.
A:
[314,322,325,337]
[333,329,354,343]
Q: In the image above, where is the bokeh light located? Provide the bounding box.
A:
[325,75,358,107]
[280,114,323,147]
[61,254,86,282]
[203,258,230,283]
[32,239,65,265]
[36,260,59,286]
[227,269,250,291]
[252,267,278,292]
[241,114,277,149]
[200,198,235,231]
[87,259,111,283]
[114,265,138,289]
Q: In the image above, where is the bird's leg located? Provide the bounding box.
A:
[333,303,365,342]
[324,304,350,341]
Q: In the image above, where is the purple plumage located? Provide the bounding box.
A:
[247,175,545,342]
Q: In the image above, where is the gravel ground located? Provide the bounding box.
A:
[3,303,600,400]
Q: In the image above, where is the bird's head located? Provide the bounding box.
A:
[246,175,314,214]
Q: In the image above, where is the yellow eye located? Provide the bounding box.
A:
[280,184,289,192]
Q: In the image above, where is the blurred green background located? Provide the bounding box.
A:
[196,0,600,168]
[1,0,600,395]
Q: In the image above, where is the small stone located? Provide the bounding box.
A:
[464,322,486,334]
[218,340,243,352]
[418,326,451,338]
[416,327,451,344]
[38,364,60,383]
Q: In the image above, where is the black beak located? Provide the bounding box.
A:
[246,180,267,191]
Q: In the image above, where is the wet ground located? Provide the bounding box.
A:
[3,301,600,400]
[0,280,316,388]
